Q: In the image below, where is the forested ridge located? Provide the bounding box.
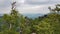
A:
[0,2,60,34]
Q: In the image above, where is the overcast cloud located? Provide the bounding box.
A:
[0,0,60,14]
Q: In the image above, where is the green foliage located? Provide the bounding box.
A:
[0,30,19,34]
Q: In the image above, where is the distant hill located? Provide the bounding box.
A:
[0,14,3,16]
[0,14,3,18]
[22,14,44,18]
[0,13,46,18]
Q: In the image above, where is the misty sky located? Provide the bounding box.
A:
[0,0,60,14]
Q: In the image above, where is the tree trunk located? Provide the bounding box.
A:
[9,23,12,30]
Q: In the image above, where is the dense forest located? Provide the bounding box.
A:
[0,2,60,34]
